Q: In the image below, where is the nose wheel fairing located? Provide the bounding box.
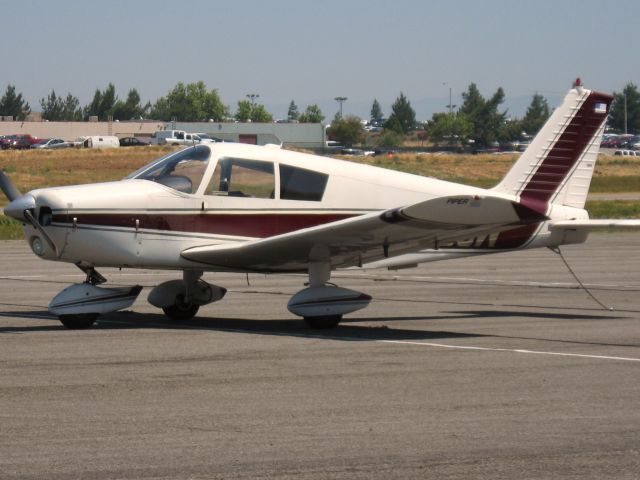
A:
[49,284,143,317]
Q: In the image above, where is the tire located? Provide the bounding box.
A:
[59,314,98,329]
[162,295,199,321]
[304,315,342,329]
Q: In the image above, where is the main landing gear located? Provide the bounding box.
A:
[148,270,227,321]
[287,262,371,329]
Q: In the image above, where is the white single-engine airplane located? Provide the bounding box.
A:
[1,80,639,329]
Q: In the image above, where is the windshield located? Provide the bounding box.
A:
[126,145,211,194]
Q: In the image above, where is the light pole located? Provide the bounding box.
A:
[334,96,347,118]
[444,85,456,115]
[443,83,457,147]
[246,93,260,107]
[624,92,628,135]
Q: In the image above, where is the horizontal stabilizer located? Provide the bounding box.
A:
[550,219,640,230]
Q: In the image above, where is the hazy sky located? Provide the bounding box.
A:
[2,0,638,119]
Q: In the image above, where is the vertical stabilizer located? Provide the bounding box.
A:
[492,80,612,213]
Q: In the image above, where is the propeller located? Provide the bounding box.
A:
[1,171,59,257]
[0,170,21,201]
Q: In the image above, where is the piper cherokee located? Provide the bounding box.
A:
[1,79,639,329]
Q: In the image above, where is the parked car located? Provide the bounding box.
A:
[194,133,222,143]
[1,134,39,149]
[0,135,16,149]
[149,130,207,146]
[149,130,186,145]
[31,138,69,149]
[12,137,32,149]
[119,137,149,147]
[340,148,375,156]
[613,149,640,156]
[626,135,640,150]
[82,136,120,149]
[70,137,88,148]
[163,132,203,146]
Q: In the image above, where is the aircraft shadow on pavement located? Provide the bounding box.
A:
[0,308,630,346]
[0,309,483,341]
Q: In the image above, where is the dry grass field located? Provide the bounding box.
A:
[0,146,176,197]
[1,147,638,198]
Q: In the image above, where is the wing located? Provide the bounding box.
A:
[181,194,547,272]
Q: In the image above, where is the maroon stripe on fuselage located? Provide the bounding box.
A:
[51,212,358,238]
[518,91,612,214]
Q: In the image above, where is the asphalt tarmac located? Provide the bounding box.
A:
[1,234,639,479]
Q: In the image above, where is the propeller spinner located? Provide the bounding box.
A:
[1,171,59,256]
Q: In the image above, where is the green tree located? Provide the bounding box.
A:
[200,86,227,121]
[298,104,324,123]
[375,130,404,148]
[84,88,102,119]
[0,85,31,120]
[40,90,63,120]
[520,93,550,135]
[234,100,274,122]
[112,88,146,120]
[370,99,383,123]
[458,84,483,117]
[235,100,252,122]
[609,83,640,134]
[498,118,526,144]
[61,94,82,121]
[99,83,117,118]
[83,83,117,120]
[40,90,82,121]
[426,112,472,146]
[459,83,507,147]
[150,82,228,121]
[287,100,299,121]
[384,93,415,134]
[250,104,273,123]
[326,115,365,146]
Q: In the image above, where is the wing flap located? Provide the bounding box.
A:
[181,194,546,271]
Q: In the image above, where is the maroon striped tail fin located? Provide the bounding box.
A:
[492,81,612,214]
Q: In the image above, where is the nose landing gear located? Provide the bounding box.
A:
[49,265,142,329]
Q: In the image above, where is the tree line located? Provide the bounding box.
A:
[1,81,638,148]
[328,82,640,148]
[0,81,326,124]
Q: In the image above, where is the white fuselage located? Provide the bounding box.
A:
[20,143,586,272]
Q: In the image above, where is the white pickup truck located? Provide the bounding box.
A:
[149,130,214,146]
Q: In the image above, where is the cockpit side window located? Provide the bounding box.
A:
[206,158,274,198]
[279,164,328,201]
[129,145,210,194]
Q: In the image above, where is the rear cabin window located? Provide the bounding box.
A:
[206,158,275,198]
[279,164,328,201]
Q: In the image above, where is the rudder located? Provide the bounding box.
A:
[492,80,612,214]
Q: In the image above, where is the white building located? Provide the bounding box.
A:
[170,122,326,148]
